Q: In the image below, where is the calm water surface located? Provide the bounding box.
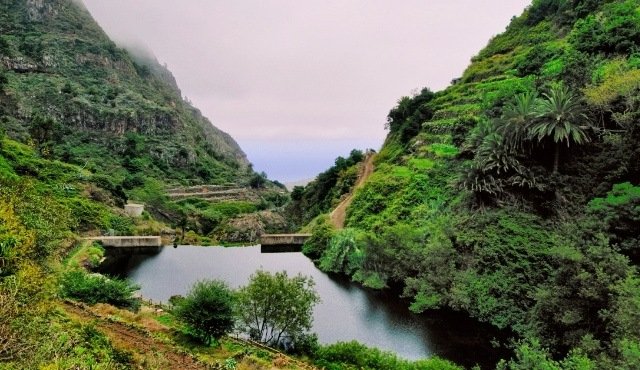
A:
[104,245,506,368]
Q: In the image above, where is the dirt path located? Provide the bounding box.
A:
[63,302,206,370]
[329,152,375,229]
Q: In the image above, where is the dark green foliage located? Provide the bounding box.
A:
[588,182,640,260]
[515,45,558,77]
[531,229,631,352]
[458,84,592,200]
[526,0,610,27]
[173,280,236,345]
[262,191,288,208]
[570,1,640,55]
[287,149,365,226]
[0,36,12,56]
[386,88,435,144]
[302,216,336,260]
[248,172,267,189]
[0,0,252,186]
[496,339,594,369]
[532,83,590,173]
[526,0,563,26]
[318,228,364,274]
[60,270,141,311]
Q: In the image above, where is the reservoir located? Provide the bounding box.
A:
[103,245,507,368]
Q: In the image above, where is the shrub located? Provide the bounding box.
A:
[570,1,640,55]
[248,173,267,189]
[319,228,364,274]
[588,182,640,259]
[173,280,236,345]
[314,341,461,370]
[302,215,336,260]
[59,270,141,311]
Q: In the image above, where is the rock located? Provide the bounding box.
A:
[26,0,58,21]
[2,57,40,73]
[215,211,288,243]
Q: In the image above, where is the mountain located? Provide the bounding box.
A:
[0,0,250,186]
[297,0,640,367]
[0,1,298,367]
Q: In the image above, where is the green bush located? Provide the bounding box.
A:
[302,215,336,260]
[319,228,364,274]
[313,341,461,370]
[248,172,267,189]
[173,279,236,345]
[570,0,640,55]
[588,182,640,259]
[60,270,141,311]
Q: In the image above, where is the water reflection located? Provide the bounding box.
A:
[101,245,507,368]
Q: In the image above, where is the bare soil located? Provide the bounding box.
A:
[63,302,206,370]
[330,153,375,229]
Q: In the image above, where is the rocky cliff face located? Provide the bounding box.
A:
[0,0,249,183]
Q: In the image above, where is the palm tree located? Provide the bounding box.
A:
[530,84,589,174]
[495,91,539,150]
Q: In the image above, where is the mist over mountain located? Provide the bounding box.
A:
[1,0,251,186]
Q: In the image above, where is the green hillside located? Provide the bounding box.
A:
[299,0,640,367]
[0,0,293,245]
[0,0,250,185]
[0,2,291,367]
[2,0,640,368]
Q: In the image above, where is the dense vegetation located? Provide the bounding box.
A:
[60,269,141,311]
[299,0,640,368]
[173,271,319,351]
[314,341,460,370]
[0,0,291,245]
[0,133,145,366]
[0,0,249,185]
[3,0,640,368]
[287,149,364,227]
[170,273,459,369]
[0,1,286,368]
[173,280,236,345]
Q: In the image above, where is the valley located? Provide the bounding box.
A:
[1,0,640,369]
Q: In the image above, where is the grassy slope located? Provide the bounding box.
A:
[303,0,640,367]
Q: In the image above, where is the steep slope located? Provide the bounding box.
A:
[301,0,640,367]
[329,152,375,229]
[0,0,250,186]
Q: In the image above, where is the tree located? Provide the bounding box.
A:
[495,91,538,150]
[249,172,267,189]
[530,83,589,174]
[236,270,320,350]
[174,280,236,345]
[29,115,55,147]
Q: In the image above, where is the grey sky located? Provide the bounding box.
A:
[82,0,530,182]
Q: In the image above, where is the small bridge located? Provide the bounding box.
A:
[84,236,162,248]
[260,234,311,253]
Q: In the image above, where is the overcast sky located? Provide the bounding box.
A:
[82,0,530,182]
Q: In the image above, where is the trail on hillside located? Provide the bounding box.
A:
[330,153,375,229]
[63,302,206,370]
